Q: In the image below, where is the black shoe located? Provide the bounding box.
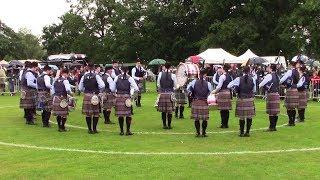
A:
[264,128,273,132]
[202,134,208,137]
[43,124,50,128]
[137,104,141,107]
[219,125,226,129]
[120,132,124,136]
[168,126,172,130]
[195,133,201,137]
[93,130,99,134]
[88,130,94,134]
[285,123,295,127]
[179,115,184,119]
[175,114,178,118]
[163,126,168,129]
[244,133,250,137]
[239,133,244,137]
[126,131,134,136]
[28,121,36,125]
[58,128,64,132]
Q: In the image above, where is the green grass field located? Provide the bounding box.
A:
[0,82,320,179]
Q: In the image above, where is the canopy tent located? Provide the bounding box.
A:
[237,49,259,62]
[261,56,287,68]
[198,48,238,64]
[19,59,41,64]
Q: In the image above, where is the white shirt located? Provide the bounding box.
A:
[104,74,116,92]
[214,74,227,92]
[297,76,305,88]
[157,71,178,90]
[43,72,53,89]
[78,71,105,92]
[132,66,146,81]
[258,74,272,89]
[111,68,122,79]
[187,79,213,93]
[25,70,37,89]
[51,76,72,95]
[212,72,220,85]
[114,74,139,92]
[227,75,257,93]
[280,69,293,84]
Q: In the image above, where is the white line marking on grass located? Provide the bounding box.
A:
[49,121,287,135]
[0,141,319,156]
[0,106,16,109]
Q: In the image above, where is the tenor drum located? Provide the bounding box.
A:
[175,62,200,88]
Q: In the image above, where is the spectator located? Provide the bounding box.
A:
[0,65,6,95]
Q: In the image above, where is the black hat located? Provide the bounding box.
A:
[112,60,118,64]
[43,65,51,71]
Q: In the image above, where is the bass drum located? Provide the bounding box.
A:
[175,62,200,88]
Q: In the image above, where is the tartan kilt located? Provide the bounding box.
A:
[82,93,101,117]
[217,90,232,110]
[52,96,68,117]
[175,91,187,105]
[157,93,175,113]
[298,91,308,109]
[115,94,132,117]
[136,80,144,94]
[20,89,37,109]
[191,99,209,121]
[236,98,255,119]
[102,93,115,110]
[285,88,299,110]
[266,93,280,116]
[37,91,52,111]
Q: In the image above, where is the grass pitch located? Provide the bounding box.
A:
[0,82,320,179]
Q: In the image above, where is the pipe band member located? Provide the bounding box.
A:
[174,86,187,119]
[212,64,232,129]
[111,60,122,79]
[212,66,222,89]
[157,63,177,129]
[37,65,53,127]
[20,62,38,125]
[101,67,116,124]
[280,60,301,126]
[79,63,106,134]
[297,65,309,123]
[114,67,139,136]
[259,64,280,132]
[132,59,146,107]
[228,66,256,137]
[51,68,72,132]
[187,69,213,137]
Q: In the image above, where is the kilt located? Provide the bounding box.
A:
[82,93,101,117]
[115,94,132,117]
[266,93,280,116]
[157,93,175,113]
[102,93,115,110]
[236,98,255,119]
[52,96,68,117]
[298,91,308,109]
[136,80,144,94]
[284,88,299,110]
[37,91,52,111]
[175,91,187,105]
[191,99,209,121]
[217,90,232,110]
[20,88,37,109]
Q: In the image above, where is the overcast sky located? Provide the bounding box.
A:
[0,0,71,36]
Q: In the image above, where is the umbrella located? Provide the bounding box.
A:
[148,59,166,66]
[7,60,24,69]
[242,57,268,66]
[187,56,202,64]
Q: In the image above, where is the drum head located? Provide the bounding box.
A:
[176,63,188,88]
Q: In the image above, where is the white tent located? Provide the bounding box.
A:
[261,56,287,68]
[198,48,238,64]
[237,49,258,62]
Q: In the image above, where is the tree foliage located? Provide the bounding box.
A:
[42,0,320,64]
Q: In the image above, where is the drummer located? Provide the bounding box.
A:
[212,64,232,128]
